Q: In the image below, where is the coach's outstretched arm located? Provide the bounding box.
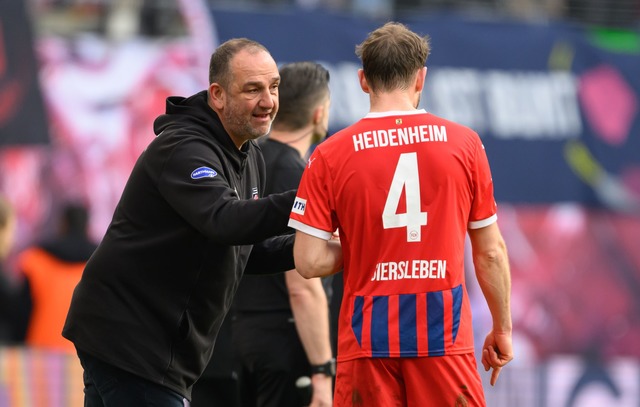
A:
[293,230,343,279]
[468,222,513,386]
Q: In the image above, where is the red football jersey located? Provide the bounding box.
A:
[289,110,497,362]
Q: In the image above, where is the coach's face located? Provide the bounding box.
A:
[211,49,280,149]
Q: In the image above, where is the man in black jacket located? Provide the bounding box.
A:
[232,62,334,407]
[63,38,296,406]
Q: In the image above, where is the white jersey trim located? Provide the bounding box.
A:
[468,214,498,229]
[288,219,333,240]
[364,109,427,119]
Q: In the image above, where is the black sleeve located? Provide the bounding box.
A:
[244,234,295,275]
[154,139,296,245]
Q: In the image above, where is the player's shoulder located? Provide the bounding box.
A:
[425,112,479,138]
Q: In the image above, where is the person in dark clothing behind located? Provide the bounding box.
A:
[0,195,20,344]
[231,62,334,407]
[62,38,299,406]
[17,202,97,352]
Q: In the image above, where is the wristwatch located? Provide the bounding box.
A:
[310,358,336,377]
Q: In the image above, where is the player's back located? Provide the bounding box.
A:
[317,110,495,296]
[293,109,497,359]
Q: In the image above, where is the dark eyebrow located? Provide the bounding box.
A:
[244,81,264,88]
[243,77,281,89]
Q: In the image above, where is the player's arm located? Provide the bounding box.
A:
[293,230,342,279]
[285,270,333,405]
[468,222,513,386]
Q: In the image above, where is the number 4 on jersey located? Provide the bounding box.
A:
[382,152,428,242]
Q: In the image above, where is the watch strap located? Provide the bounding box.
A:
[310,358,336,376]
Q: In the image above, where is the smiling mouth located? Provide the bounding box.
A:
[254,113,271,121]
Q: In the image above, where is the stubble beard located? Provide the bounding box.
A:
[223,106,273,144]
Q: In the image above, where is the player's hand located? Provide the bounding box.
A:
[310,374,333,407]
[481,330,513,386]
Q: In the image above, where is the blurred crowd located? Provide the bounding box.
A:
[27,0,640,41]
[0,198,96,350]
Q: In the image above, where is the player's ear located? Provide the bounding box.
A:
[358,69,370,94]
[415,66,427,92]
[312,104,324,125]
[208,83,225,110]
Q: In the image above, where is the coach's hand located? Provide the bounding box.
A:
[481,330,513,386]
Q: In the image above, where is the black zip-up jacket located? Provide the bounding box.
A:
[62,91,296,399]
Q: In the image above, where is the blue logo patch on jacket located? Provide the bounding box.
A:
[191,167,217,179]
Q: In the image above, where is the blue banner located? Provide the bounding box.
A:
[209,8,640,209]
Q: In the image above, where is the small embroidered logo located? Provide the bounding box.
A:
[191,167,217,179]
[307,157,316,168]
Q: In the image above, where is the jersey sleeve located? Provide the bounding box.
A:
[288,148,335,240]
[468,137,498,229]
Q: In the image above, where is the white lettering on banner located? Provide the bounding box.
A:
[370,260,446,281]
[313,62,582,141]
[429,68,487,132]
[485,71,582,139]
[425,68,582,140]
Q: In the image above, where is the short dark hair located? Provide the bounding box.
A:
[273,62,330,130]
[355,22,430,93]
[208,38,270,89]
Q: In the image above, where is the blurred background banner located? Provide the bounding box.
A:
[0,2,638,406]
[210,7,640,208]
[0,0,50,146]
[0,347,83,407]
